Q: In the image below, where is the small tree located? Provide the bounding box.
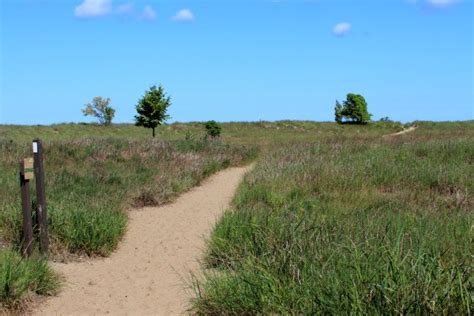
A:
[204,120,222,138]
[335,93,371,124]
[82,96,115,126]
[135,85,171,138]
[335,101,343,123]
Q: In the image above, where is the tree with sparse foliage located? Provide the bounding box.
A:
[134,85,171,138]
[335,100,343,123]
[204,120,222,138]
[82,96,115,126]
[335,93,371,124]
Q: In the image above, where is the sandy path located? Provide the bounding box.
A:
[384,126,417,137]
[33,166,251,316]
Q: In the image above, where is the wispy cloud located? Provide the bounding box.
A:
[426,0,459,7]
[74,0,112,18]
[332,22,351,37]
[116,2,134,15]
[141,5,156,20]
[74,1,157,21]
[172,9,195,22]
[407,0,460,8]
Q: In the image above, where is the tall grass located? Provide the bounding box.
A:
[0,249,59,310]
[194,132,473,314]
[0,131,256,308]
[1,121,471,311]
[1,137,256,256]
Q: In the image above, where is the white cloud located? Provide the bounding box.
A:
[426,0,459,7]
[172,9,195,22]
[74,0,112,18]
[141,5,156,20]
[116,2,134,15]
[332,22,351,37]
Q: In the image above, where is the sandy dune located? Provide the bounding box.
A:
[33,166,251,316]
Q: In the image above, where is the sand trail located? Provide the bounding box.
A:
[384,126,418,137]
[34,166,251,316]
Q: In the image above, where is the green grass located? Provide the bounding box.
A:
[0,120,405,145]
[0,249,59,310]
[193,122,473,314]
[1,137,256,256]
[0,124,257,308]
[1,120,472,312]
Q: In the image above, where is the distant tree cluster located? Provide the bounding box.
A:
[81,85,173,138]
[81,88,376,138]
[335,93,371,124]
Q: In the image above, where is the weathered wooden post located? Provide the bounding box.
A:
[33,139,49,254]
[19,159,34,257]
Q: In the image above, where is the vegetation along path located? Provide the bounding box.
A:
[34,166,252,315]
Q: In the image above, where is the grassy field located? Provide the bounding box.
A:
[0,120,404,146]
[192,121,473,314]
[0,123,256,309]
[1,120,472,311]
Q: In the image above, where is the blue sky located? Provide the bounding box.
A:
[0,0,472,124]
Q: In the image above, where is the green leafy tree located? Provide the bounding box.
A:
[204,120,222,138]
[135,85,171,138]
[82,96,115,126]
[335,101,343,123]
[335,93,371,124]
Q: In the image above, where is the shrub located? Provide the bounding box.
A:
[204,120,222,138]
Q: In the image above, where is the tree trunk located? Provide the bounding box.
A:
[152,127,155,138]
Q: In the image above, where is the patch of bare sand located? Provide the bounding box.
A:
[384,126,418,137]
[33,166,252,316]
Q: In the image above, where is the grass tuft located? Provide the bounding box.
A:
[0,249,59,310]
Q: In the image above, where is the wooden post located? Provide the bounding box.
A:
[19,160,33,257]
[33,139,49,255]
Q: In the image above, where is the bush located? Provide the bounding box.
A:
[204,120,222,138]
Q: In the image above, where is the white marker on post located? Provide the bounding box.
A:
[32,142,38,153]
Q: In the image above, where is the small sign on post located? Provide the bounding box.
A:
[19,160,33,257]
[18,140,49,256]
[24,158,34,180]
